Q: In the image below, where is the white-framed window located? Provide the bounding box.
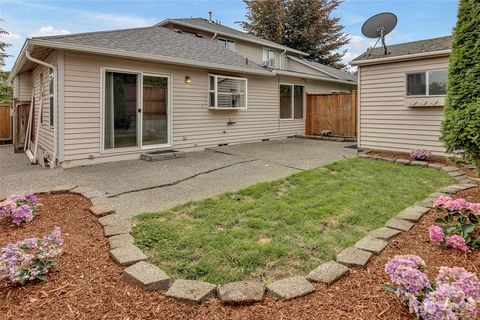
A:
[218,38,235,51]
[263,48,278,68]
[39,72,44,124]
[208,74,247,109]
[279,84,304,119]
[406,69,447,96]
[48,68,54,127]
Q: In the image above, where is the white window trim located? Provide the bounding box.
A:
[279,83,305,120]
[208,74,248,110]
[405,69,447,97]
[100,67,173,154]
[218,38,235,51]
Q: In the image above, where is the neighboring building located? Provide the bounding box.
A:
[9,17,356,168]
[351,36,451,156]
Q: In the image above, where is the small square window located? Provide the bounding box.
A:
[407,73,426,96]
[428,70,447,95]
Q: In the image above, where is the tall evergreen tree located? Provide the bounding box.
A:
[0,27,10,69]
[241,0,285,44]
[441,0,480,167]
[241,0,348,69]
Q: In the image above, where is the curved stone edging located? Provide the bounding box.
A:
[31,155,480,305]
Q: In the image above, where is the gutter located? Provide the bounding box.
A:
[29,39,274,76]
[279,47,287,69]
[351,49,451,66]
[25,49,58,167]
[157,19,309,56]
[273,69,357,85]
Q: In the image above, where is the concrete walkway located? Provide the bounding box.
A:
[0,139,356,218]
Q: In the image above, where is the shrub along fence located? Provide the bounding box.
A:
[306,91,357,137]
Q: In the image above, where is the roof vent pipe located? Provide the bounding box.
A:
[208,11,212,22]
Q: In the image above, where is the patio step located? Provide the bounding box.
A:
[140,150,185,162]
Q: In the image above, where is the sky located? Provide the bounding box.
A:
[0,0,459,71]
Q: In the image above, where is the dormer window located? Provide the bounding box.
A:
[263,49,278,68]
[218,38,235,51]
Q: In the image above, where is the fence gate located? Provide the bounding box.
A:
[0,103,12,143]
[306,91,357,137]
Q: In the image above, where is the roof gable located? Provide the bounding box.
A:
[158,18,308,56]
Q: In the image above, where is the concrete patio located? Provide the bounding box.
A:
[0,139,356,218]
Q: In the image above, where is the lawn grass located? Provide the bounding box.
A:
[132,158,456,284]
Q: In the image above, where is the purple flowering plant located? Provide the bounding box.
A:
[0,193,41,226]
[0,227,63,285]
[384,255,480,319]
[410,149,432,161]
[429,195,480,250]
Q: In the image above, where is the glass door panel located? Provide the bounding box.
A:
[142,75,168,146]
[104,71,138,150]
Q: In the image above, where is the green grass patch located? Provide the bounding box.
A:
[132,158,455,284]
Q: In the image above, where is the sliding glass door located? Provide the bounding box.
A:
[142,75,169,146]
[103,70,170,151]
[104,71,139,150]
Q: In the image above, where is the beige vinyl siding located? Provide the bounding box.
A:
[306,79,354,94]
[358,56,448,155]
[13,72,33,101]
[62,52,311,167]
[31,52,57,158]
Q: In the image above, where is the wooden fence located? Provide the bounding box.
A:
[0,103,12,142]
[306,91,357,137]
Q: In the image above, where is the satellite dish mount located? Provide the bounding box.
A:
[361,12,398,56]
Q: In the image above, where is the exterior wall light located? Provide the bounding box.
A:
[185,76,192,85]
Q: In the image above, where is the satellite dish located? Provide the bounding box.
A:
[361,12,397,55]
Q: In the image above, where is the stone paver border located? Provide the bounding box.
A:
[19,152,479,305]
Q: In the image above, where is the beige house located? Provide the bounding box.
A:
[9,18,356,168]
[351,36,451,155]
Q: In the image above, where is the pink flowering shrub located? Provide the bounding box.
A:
[410,149,432,161]
[0,193,41,226]
[0,227,63,285]
[429,195,480,250]
[384,255,480,319]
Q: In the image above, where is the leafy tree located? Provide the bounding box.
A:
[240,0,285,44]
[241,0,349,69]
[0,71,12,103]
[441,0,480,167]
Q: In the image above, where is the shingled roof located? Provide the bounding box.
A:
[158,18,307,56]
[29,25,266,73]
[290,57,356,82]
[352,36,451,64]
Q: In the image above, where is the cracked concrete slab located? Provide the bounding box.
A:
[0,139,355,218]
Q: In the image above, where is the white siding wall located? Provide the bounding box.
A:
[31,52,57,159]
[62,52,311,167]
[358,56,448,155]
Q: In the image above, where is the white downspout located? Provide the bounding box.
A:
[210,32,218,40]
[25,50,58,167]
[279,47,287,69]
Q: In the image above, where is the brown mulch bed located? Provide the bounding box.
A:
[367,150,478,178]
[1,191,480,320]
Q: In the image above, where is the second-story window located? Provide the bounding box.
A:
[218,38,235,51]
[263,49,278,68]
